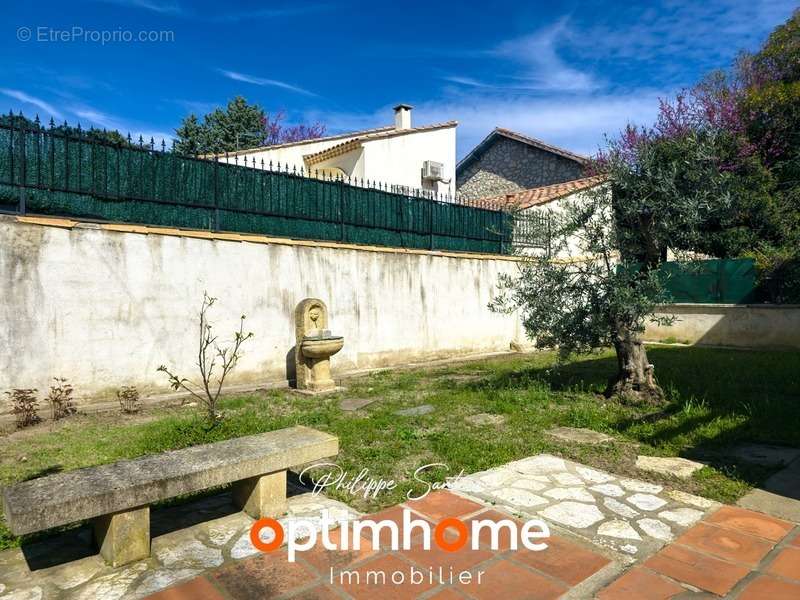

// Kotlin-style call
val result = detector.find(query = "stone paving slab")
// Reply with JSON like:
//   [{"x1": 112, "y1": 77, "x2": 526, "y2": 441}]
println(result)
[
  {"x1": 448, "y1": 454, "x2": 719, "y2": 562},
  {"x1": 0, "y1": 491, "x2": 360, "y2": 600},
  {"x1": 635, "y1": 456, "x2": 705, "y2": 479},
  {"x1": 546, "y1": 427, "x2": 614, "y2": 445},
  {"x1": 738, "y1": 457, "x2": 800, "y2": 522}
]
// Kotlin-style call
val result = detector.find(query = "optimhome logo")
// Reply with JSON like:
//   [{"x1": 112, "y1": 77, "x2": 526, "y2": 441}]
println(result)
[{"x1": 249, "y1": 508, "x2": 551, "y2": 562}]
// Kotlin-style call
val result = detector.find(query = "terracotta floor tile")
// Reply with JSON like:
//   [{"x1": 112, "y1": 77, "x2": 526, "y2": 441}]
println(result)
[
  {"x1": 704, "y1": 506, "x2": 794, "y2": 542},
  {"x1": 300, "y1": 527, "x2": 378, "y2": 574},
  {"x1": 515, "y1": 535, "x2": 611, "y2": 586},
  {"x1": 144, "y1": 577, "x2": 224, "y2": 600},
  {"x1": 644, "y1": 543, "x2": 750, "y2": 596},
  {"x1": 285, "y1": 584, "x2": 344, "y2": 599},
  {"x1": 428, "y1": 588, "x2": 469, "y2": 599},
  {"x1": 596, "y1": 567, "x2": 684, "y2": 600},
  {"x1": 399, "y1": 531, "x2": 494, "y2": 572},
  {"x1": 461, "y1": 510, "x2": 527, "y2": 551},
  {"x1": 675, "y1": 522, "x2": 773, "y2": 566},
  {"x1": 789, "y1": 532, "x2": 800, "y2": 548},
  {"x1": 404, "y1": 490, "x2": 485, "y2": 522},
  {"x1": 211, "y1": 549, "x2": 317, "y2": 599},
  {"x1": 358, "y1": 505, "x2": 436, "y2": 549},
  {"x1": 766, "y1": 546, "x2": 800, "y2": 582},
  {"x1": 334, "y1": 553, "x2": 437, "y2": 600},
  {"x1": 738, "y1": 575, "x2": 800, "y2": 600},
  {"x1": 458, "y1": 558, "x2": 566, "y2": 600}
]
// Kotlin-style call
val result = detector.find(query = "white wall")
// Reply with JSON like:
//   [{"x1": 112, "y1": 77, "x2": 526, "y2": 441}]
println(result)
[
  {"x1": 518, "y1": 186, "x2": 606, "y2": 259},
  {"x1": 361, "y1": 126, "x2": 457, "y2": 196},
  {"x1": 0, "y1": 217, "x2": 524, "y2": 407},
  {"x1": 216, "y1": 135, "x2": 359, "y2": 172},
  {"x1": 645, "y1": 303, "x2": 800, "y2": 349}
]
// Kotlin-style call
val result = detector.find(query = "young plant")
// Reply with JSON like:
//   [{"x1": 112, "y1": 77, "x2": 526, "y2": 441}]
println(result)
[
  {"x1": 117, "y1": 386, "x2": 141, "y2": 414},
  {"x1": 6, "y1": 388, "x2": 40, "y2": 429},
  {"x1": 158, "y1": 292, "x2": 254, "y2": 421},
  {"x1": 46, "y1": 377, "x2": 76, "y2": 421}
]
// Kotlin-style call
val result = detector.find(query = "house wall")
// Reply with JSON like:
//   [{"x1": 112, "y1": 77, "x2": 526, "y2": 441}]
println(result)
[
  {"x1": 0, "y1": 216, "x2": 524, "y2": 409},
  {"x1": 362, "y1": 126, "x2": 456, "y2": 196},
  {"x1": 644, "y1": 304, "x2": 800, "y2": 349},
  {"x1": 516, "y1": 186, "x2": 606, "y2": 259},
  {"x1": 217, "y1": 136, "x2": 352, "y2": 171},
  {"x1": 457, "y1": 137, "x2": 584, "y2": 200},
  {"x1": 216, "y1": 125, "x2": 457, "y2": 196}
]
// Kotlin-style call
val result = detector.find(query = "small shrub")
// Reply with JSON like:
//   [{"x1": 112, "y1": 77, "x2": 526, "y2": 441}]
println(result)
[
  {"x1": 47, "y1": 377, "x2": 77, "y2": 421},
  {"x1": 118, "y1": 386, "x2": 141, "y2": 414},
  {"x1": 158, "y1": 292, "x2": 254, "y2": 422},
  {"x1": 6, "y1": 388, "x2": 40, "y2": 429}
]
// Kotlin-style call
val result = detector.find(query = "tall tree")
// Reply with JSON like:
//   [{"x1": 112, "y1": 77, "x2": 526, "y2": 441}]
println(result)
[
  {"x1": 174, "y1": 96, "x2": 325, "y2": 155},
  {"x1": 492, "y1": 104, "x2": 746, "y2": 404}
]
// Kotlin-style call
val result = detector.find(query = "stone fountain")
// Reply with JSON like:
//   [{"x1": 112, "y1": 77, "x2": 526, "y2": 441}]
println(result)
[{"x1": 294, "y1": 298, "x2": 344, "y2": 394}]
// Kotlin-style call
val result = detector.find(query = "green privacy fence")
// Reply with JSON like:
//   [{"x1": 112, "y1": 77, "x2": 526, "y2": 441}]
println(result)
[
  {"x1": 660, "y1": 258, "x2": 757, "y2": 304},
  {"x1": 0, "y1": 117, "x2": 512, "y2": 254}
]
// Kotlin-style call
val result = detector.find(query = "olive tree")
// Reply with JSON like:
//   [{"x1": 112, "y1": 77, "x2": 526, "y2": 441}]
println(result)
[{"x1": 491, "y1": 127, "x2": 738, "y2": 405}]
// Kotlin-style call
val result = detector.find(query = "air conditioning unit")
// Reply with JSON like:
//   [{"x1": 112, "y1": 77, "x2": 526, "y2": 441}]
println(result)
[{"x1": 422, "y1": 160, "x2": 445, "y2": 181}]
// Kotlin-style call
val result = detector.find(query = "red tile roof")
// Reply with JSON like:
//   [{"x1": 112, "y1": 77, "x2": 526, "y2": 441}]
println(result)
[{"x1": 467, "y1": 176, "x2": 606, "y2": 210}]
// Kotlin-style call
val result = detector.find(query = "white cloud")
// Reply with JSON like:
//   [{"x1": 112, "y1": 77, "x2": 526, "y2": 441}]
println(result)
[
  {"x1": 0, "y1": 88, "x2": 64, "y2": 121},
  {"x1": 566, "y1": 0, "x2": 798, "y2": 75},
  {"x1": 97, "y1": 0, "x2": 182, "y2": 15},
  {"x1": 96, "y1": 0, "x2": 329, "y2": 21},
  {"x1": 219, "y1": 70, "x2": 318, "y2": 97},
  {"x1": 309, "y1": 90, "x2": 666, "y2": 159},
  {"x1": 489, "y1": 18, "x2": 601, "y2": 93}
]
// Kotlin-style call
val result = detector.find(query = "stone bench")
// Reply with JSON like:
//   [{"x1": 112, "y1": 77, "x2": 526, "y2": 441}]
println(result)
[{"x1": 2, "y1": 426, "x2": 337, "y2": 567}]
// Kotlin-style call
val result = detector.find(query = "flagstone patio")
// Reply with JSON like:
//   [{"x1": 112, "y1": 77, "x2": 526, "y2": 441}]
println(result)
[
  {"x1": 1, "y1": 455, "x2": 798, "y2": 599},
  {"x1": 447, "y1": 454, "x2": 718, "y2": 561}
]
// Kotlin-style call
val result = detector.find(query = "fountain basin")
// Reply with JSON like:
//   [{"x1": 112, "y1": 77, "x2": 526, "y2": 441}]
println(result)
[{"x1": 300, "y1": 335, "x2": 344, "y2": 359}]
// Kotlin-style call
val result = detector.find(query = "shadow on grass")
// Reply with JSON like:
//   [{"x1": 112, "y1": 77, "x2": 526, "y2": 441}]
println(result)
[
  {"x1": 472, "y1": 346, "x2": 800, "y2": 491},
  {"x1": 22, "y1": 465, "x2": 63, "y2": 481}
]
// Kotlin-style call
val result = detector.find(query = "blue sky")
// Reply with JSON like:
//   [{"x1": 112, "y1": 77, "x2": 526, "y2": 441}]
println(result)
[{"x1": 2, "y1": 0, "x2": 796, "y2": 158}]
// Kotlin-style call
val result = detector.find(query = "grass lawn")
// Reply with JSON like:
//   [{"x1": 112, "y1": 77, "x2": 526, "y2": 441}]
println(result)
[{"x1": 1, "y1": 345, "x2": 799, "y2": 550}]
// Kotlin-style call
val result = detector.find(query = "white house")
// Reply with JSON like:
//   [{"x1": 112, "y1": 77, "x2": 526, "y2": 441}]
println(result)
[
  {"x1": 470, "y1": 175, "x2": 607, "y2": 258},
  {"x1": 211, "y1": 105, "x2": 457, "y2": 197}
]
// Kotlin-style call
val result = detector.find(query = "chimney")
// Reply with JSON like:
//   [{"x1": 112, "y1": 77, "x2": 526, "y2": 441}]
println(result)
[{"x1": 394, "y1": 104, "x2": 413, "y2": 130}]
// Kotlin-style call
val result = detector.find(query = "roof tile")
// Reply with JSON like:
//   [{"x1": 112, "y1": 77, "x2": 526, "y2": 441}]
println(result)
[{"x1": 468, "y1": 176, "x2": 606, "y2": 210}]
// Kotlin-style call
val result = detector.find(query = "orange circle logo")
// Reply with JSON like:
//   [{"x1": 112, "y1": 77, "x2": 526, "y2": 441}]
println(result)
[
  {"x1": 250, "y1": 517, "x2": 284, "y2": 552},
  {"x1": 434, "y1": 517, "x2": 468, "y2": 552}
]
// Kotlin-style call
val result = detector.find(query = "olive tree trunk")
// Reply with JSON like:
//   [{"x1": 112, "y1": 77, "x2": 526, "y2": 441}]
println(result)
[{"x1": 606, "y1": 332, "x2": 666, "y2": 405}]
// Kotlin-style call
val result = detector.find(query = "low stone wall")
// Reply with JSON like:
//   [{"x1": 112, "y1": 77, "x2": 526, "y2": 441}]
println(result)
[
  {"x1": 0, "y1": 216, "x2": 526, "y2": 409},
  {"x1": 644, "y1": 303, "x2": 800, "y2": 349}
]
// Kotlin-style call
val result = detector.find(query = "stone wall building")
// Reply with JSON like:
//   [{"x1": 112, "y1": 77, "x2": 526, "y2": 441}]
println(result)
[{"x1": 456, "y1": 128, "x2": 588, "y2": 201}]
